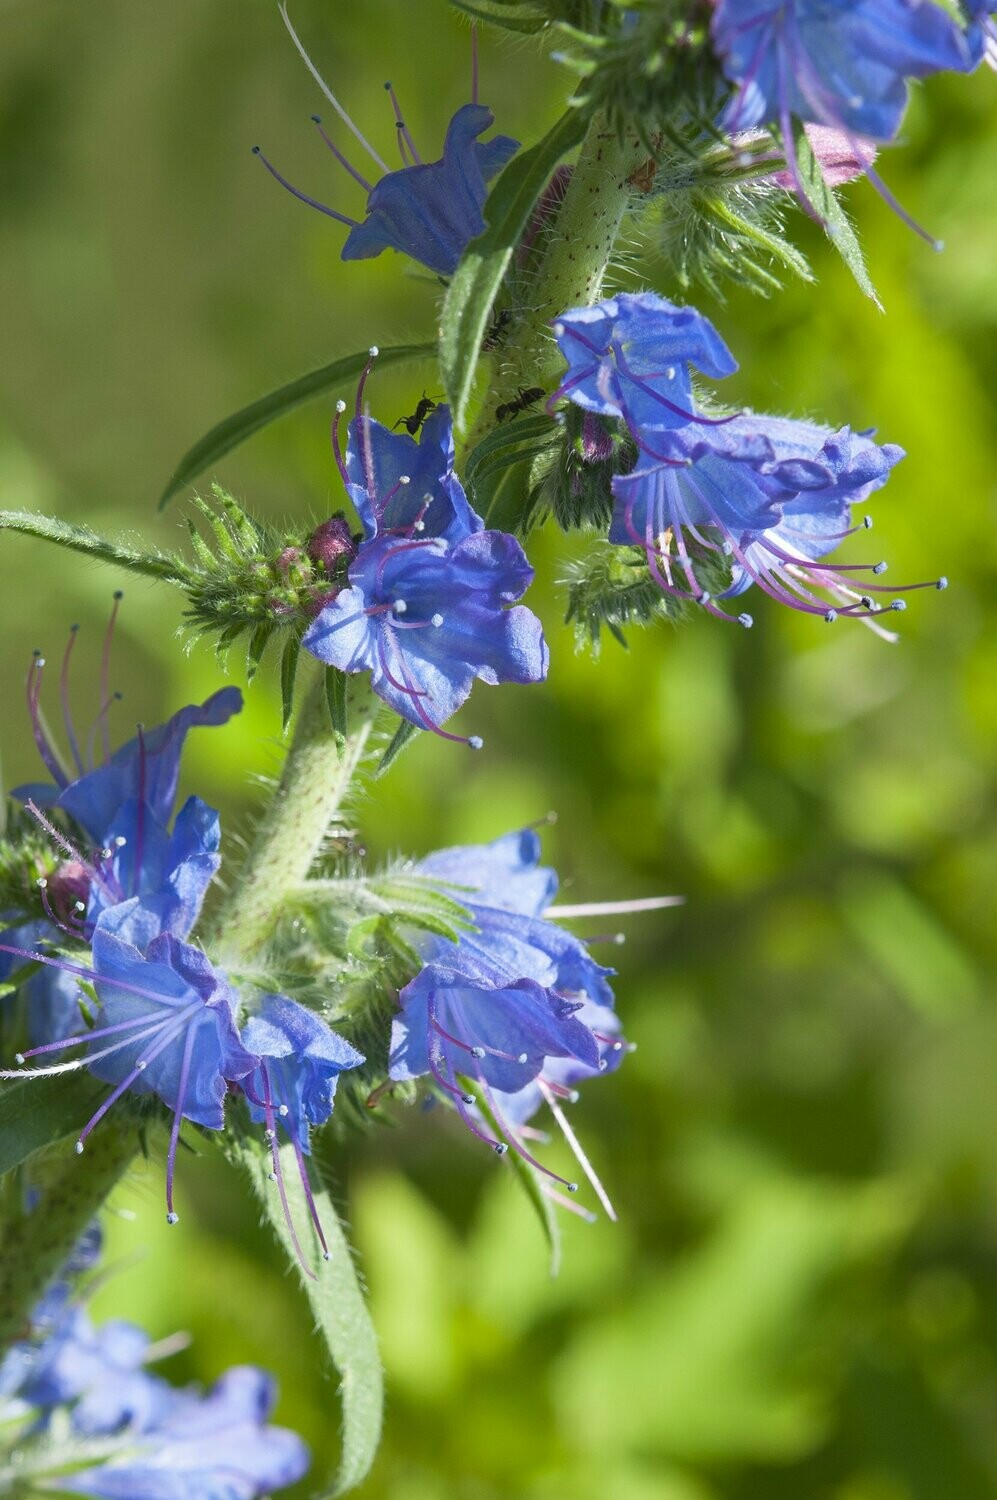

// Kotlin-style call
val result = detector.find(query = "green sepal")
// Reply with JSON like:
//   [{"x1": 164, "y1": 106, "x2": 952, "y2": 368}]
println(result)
[
  {"x1": 376, "y1": 719, "x2": 422, "y2": 777},
  {"x1": 457, "y1": 1074, "x2": 561, "y2": 1277},
  {"x1": 325, "y1": 667, "x2": 349, "y2": 750},
  {"x1": 159, "y1": 343, "x2": 435, "y2": 508},
  {"x1": 791, "y1": 121, "x2": 881, "y2": 309},
  {"x1": 245, "y1": 620, "x2": 272, "y2": 682},
  {"x1": 280, "y1": 632, "x2": 302, "y2": 734},
  {"x1": 439, "y1": 108, "x2": 587, "y2": 430},
  {"x1": 225, "y1": 1130, "x2": 384, "y2": 1497}
]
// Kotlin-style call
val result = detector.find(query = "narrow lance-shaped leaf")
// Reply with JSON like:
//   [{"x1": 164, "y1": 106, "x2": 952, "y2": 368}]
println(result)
[
  {"x1": 228, "y1": 1133, "x2": 383, "y2": 1498},
  {"x1": 0, "y1": 1074, "x2": 108, "y2": 1178},
  {"x1": 376, "y1": 719, "x2": 422, "y2": 777},
  {"x1": 448, "y1": 0, "x2": 549, "y2": 32},
  {"x1": 440, "y1": 108, "x2": 588, "y2": 430},
  {"x1": 0, "y1": 512, "x2": 190, "y2": 585},
  {"x1": 791, "y1": 122, "x2": 881, "y2": 310},
  {"x1": 159, "y1": 342, "x2": 436, "y2": 509},
  {"x1": 280, "y1": 632, "x2": 302, "y2": 735}
]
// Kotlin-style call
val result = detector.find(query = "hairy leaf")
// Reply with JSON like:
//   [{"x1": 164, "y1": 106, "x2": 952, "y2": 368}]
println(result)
[
  {"x1": 159, "y1": 343, "x2": 436, "y2": 508},
  {"x1": 376, "y1": 719, "x2": 422, "y2": 777},
  {"x1": 228, "y1": 1133, "x2": 383, "y2": 1497},
  {"x1": 0, "y1": 1073, "x2": 107, "y2": 1177},
  {"x1": 792, "y1": 122, "x2": 881, "y2": 309},
  {"x1": 0, "y1": 512, "x2": 189, "y2": 584},
  {"x1": 440, "y1": 109, "x2": 587, "y2": 430},
  {"x1": 449, "y1": 0, "x2": 549, "y2": 31}
]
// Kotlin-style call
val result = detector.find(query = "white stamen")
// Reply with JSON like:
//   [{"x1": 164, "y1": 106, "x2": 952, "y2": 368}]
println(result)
[
  {"x1": 278, "y1": 4, "x2": 390, "y2": 173},
  {"x1": 393, "y1": 599, "x2": 408, "y2": 614},
  {"x1": 545, "y1": 895, "x2": 684, "y2": 919},
  {"x1": 431, "y1": 612, "x2": 443, "y2": 628},
  {"x1": 335, "y1": 399, "x2": 347, "y2": 413}
]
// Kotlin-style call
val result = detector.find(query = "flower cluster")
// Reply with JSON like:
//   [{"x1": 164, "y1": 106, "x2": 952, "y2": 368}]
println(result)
[
  {"x1": 1, "y1": 617, "x2": 363, "y2": 1259},
  {"x1": 0, "y1": 1223, "x2": 309, "y2": 1499},
  {"x1": 300, "y1": 352, "x2": 548, "y2": 746},
  {"x1": 711, "y1": 0, "x2": 984, "y2": 236},
  {"x1": 387, "y1": 828, "x2": 674, "y2": 1219},
  {"x1": 550, "y1": 291, "x2": 945, "y2": 631}
]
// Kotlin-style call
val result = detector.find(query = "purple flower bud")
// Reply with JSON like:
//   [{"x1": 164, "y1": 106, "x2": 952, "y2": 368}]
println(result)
[{"x1": 306, "y1": 515, "x2": 355, "y2": 572}]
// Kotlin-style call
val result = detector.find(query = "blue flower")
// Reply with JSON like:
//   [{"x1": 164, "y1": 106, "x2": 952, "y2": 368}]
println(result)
[
  {"x1": 302, "y1": 367, "x2": 549, "y2": 745},
  {"x1": 712, "y1": 0, "x2": 983, "y2": 142},
  {"x1": 302, "y1": 528, "x2": 547, "y2": 743},
  {"x1": 550, "y1": 292, "x2": 738, "y2": 438},
  {"x1": 387, "y1": 830, "x2": 629, "y2": 1211},
  {"x1": 342, "y1": 400, "x2": 482, "y2": 544},
  {"x1": 254, "y1": 9, "x2": 518, "y2": 277},
  {"x1": 56, "y1": 1367, "x2": 310, "y2": 1500},
  {"x1": 0, "y1": 918, "x2": 89, "y2": 1045},
  {"x1": 410, "y1": 829, "x2": 615, "y2": 1005},
  {"x1": 241, "y1": 995, "x2": 364, "y2": 1155},
  {"x1": 1, "y1": 928, "x2": 256, "y2": 1223},
  {"x1": 609, "y1": 413, "x2": 938, "y2": 626}
]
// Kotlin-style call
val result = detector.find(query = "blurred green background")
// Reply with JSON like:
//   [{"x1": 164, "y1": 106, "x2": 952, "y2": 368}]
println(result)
[{"x1": 2, "y1": 3, "x2": 996, "y2": 1497}]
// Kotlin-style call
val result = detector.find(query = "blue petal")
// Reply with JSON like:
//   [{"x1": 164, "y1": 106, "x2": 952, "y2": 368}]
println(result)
[
  {"x1": 346, "y1": 404, "x2": 482, "y2": 543},
  {"x1": 56, "y1": 688, "x2": 242, "y2": 845},
  {"x1": 713, "y1": 0, "x2": 982, "y2": 141},
  {"x1": 342, "y1": 103, "x2": 519, "y2": 276},
  {"x1": 241, "y1": 995, "x2": 364, "y2": 1152},
  {"x1": 415, "y1": 829, "x2": 558, "y2": 916}
]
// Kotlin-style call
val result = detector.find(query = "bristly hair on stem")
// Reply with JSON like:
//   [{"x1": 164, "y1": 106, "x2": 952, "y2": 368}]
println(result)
[{"x1": 563, "y1": 537, "x2": 733, "y2": 654}]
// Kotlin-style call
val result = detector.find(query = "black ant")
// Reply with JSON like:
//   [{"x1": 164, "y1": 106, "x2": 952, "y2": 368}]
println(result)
[
  {"x1": 483, "y1": 308, "x2": 512, "y2": 351},
  {"x1": 393, "y1": 394, "x2": 438, "y2": 436},
  {"x1": 495, "y1": 386, "x2": 545, "y2": 423}
]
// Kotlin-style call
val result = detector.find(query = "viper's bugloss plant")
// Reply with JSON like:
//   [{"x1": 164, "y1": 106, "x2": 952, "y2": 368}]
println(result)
[{"x1": 0, "y1": 0, "x2": 986, "y2": 1492}]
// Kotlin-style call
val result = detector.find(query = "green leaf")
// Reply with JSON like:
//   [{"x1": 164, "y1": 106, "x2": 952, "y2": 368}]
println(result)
[
  {"x1": 159, "y1": 343, "x2": 436, "y2": 509},
  {"x1": 325, "y1": 666, "x2": 349, "y2": 749},
  {"x1": 459, "y1": 1075, "x2": 561, "y2": 1276},
  {"x1": 0, "y1": 511, "x2": 189, "y2": 584},
  {"x1": 449, "y1": 0, "x2": 549, "y2": 31},
  {"x1": 791, "y1": 123, "x2": 881, "y2": 309},
  {"x1": 377, "y1": 719, "x2": 422, "y2": 777},
  {"x1": 0, "y1": 1073, "x2": 107, "y2": 1176},
  {"x1": 229, "y1": 1134, "x2": 383, "y2": 1496},
  {"x1": 440, "y1": 109, "x2": 588, "y2": 430},
  {"x1": 280, "y1": 632, "x2": 302, "y2": 735}
]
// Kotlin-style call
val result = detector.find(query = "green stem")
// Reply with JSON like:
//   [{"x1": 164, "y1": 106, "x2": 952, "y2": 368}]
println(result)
[
  {"x1": 0, "y1": 1121, "x2": 136, "y2": 1345},
  {"x1": 208, "y1": 669, "x2": 375, "y2": 964},
  {"x1": 483, "y1": 115, "x2": 645, "y2": 429}
]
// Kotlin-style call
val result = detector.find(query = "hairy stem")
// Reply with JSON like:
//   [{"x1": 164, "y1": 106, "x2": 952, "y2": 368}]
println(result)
[
  {"x1": 0, "y1": 1121, "x2": 136, "y2": 1345},
  {"x1": 486, "y1": 116, "x2": 645, "y2": 424},
  {"x1": 209, "y1": 668, "x2": 375, "y2": 964}
]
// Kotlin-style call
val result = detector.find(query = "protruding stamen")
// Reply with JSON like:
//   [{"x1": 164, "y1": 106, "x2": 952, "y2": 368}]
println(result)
[
  {"x1": 279, "y1": 2, "x2": 389, "y2": 173},
  {"x1": 99, "y1": 593, "x2": 123, "y2": 765},
  {"x1": 470, "y1": 22, "x2": 479, "y2": 106},
  {"x1": 310, "y1": 114, "x2": 373, "y2": 192},
  {"x1": 165, "y1": 1025, "x2": 197, "y2": 1226},
  {"x1": 384, "y1": 82, "x2": 421, "y2": 165},
  {"x1": 26, "y1": 656, "x2": 68, "y2": 789},
  {"x1": 547, "y1": 895, "x2": 684, "y2": 919},
  {"x1": 252, "y1": 146, "x2": 359, "y2": 227},
  {"x1": 539, "y1": 1078, "x2": 617, "y2": 1220}
]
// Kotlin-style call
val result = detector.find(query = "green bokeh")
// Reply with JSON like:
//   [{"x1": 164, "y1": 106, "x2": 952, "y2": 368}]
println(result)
[{"x1": 1, "y1": 4, "x2": 996, "y2": 1497}]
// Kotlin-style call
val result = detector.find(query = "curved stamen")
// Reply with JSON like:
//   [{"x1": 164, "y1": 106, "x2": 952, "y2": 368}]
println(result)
[
  {"x1": 24, "y1": 803, "x2": 120, "y2": 904},
  {"x1": 252, "y1": 146, "x2": 359, "y2": 227},
  {"x1": 539, "y1": 1078, "x2": 617, "y2": 1221},
  {"x1": 26, "y1": 657, "x2": 68, "y2": 788},
  {"x1": 85, "y1": 692, "x2": 123, "y2": 779},
  {"x1": 384, "y1": 82, "x2": 421, "y2": 165},
  {"x1": 470, "y1": 23, "x2": 479, "y2": 106},
  {"x1": 99, "y1": 593, "x2": 123, "y2": 766},
  {"x1": 60, "y1": 625, "x2": 85, "y2": 776},
  {"x1": 310, "y1": 114, "x2": 372, "y2": 192},
  {"x1": 77, "y1": 1007, "x2": 199, "y2": 1149},
  {"x1": 279, "y1": 2, "x2": 389, "y2": 173},
  {"x1": 165, "y1": 1024, "x2": 197, "y2": 1223},
  {"x1": 331, "y1": 399, "x2": 350, "y2": 487},
  {"x1": 478, "y1": 1073, "x2": 579, "y2": 1193},
  {"x1": 259, "y1": 1062, "x2": 317, "y2": 1279}
]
